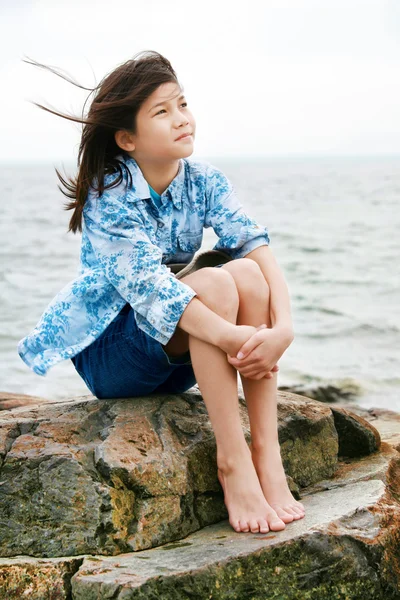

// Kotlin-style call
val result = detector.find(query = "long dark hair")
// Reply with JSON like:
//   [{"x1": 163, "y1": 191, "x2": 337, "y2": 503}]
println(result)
[{"x1": 23, "y1": 51, "x2": 180, "y2": 234}]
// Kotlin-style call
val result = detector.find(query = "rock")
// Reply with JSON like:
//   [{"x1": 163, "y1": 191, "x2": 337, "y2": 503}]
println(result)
[
  {"x1": 0, "y1": 391, "x2": 398, "y2": 598},
  {"x1": 0, "y1": 556, "x2": 83, "y2": 600},
  {"x1": 296, "y1": 434, "x2": 398, "y2": 496},
  {"x1": 330, "y1": 406, "x2": 381, "y2": 457},
  {"x1": 72, "y1": 454, "x2": 400, "y2": 598},
  {"x1": 0, "y1": 391, "x2": 341, "y2": 558},
  {"x1": 279, "y1": 380, "x2": 362, "y2": 403},
  {"x1": 0, "y1": 392, "x2": 49, "y2": 411},
  {"x1": 331, "y1": 403, "x2": 400, "y2": 452},
  {"x1": 2, "y1": 451, "x2": 399, "y2": 598},
  {"x1": 274, "y1": 391, "x2": 340, "y2": 487}
]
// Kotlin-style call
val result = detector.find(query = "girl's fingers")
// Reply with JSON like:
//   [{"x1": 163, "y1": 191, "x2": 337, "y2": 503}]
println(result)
[
  {"x1": 240, "y1": 369, "x2": 276, "y2": 380},
  {"x1": 238, "y1": 367, "x2": 258, "y2": 376},
  {"x1": 239, "y1": 370, "x2": 258, "y2": 378},
  {"x1": 238, "y1": 365, "x2": 277, "y2": 376},
  {"x1": 241, "y1": 370, "x2": 272, "y2": 379}
]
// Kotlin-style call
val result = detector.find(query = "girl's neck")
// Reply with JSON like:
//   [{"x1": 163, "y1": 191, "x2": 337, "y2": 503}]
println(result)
[{"x1": 129, "y1": 155, "x2": 181, "y2": 196}]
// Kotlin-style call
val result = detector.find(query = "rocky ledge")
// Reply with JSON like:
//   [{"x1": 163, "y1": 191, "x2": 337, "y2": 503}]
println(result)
[{"x1": 0, "y1": 387, "x2": 399, "y2": 599}]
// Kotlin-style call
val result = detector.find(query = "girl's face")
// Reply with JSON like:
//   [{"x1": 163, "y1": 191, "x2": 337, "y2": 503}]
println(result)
[{"x1": 128, "y1": 81, "x2": 196, "y2": 163}]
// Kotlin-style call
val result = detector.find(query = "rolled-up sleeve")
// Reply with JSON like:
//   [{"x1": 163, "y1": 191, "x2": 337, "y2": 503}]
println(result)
[
  {"x1": 84, "y1": 188, "x2": 197, "y2": 345},
  {"x1": 204, "y1": 164, "x2": 270, "y2": 259}
]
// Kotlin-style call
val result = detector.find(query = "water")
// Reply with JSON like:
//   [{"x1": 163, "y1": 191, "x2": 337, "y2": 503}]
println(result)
[{"x1": 1, "y1": 156, "x2": 399, "y2": 410}]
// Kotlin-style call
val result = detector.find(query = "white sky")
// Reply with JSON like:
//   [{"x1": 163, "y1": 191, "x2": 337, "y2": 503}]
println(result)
[{"x1": 1, "y1": 0, "x2": 400, "y2": 161}]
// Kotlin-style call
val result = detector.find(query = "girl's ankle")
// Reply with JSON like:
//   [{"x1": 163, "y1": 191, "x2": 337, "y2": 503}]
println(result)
[
  {"x1": 217, "y1": 445, "x2": 252, "y2": 473},
  {"x1": 250, "y1": 437, "x2": 281, "y2": 455}
]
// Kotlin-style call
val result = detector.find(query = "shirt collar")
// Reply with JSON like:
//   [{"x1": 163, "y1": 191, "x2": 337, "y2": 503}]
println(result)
[{"x1": 122, "y1": 153, "x2": 184, "y2": 210}]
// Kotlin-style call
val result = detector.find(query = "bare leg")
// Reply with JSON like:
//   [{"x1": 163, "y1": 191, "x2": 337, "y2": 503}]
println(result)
[
  {"x1": 220, "y1": 260, "x2": 305, "y2": 521},
  {"x1": 182, "y1": 268, "x2": 286, "y2": 533}
]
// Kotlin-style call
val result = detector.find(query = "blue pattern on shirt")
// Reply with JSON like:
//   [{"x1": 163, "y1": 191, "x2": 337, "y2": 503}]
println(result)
[{"x1": 17, "y1": 154, "x2": 270, "y2": 376}]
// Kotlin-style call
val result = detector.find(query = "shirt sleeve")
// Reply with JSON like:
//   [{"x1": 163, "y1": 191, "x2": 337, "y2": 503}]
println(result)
[
  {"x1": 83, "y1": 184, "x2": 197, "y2": 346},
  {"x1": 204, "y1": 163, "x2": 270, "y2": 259}
]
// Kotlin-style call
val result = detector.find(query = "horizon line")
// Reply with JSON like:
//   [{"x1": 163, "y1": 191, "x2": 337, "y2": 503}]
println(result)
[{"x1": 1, "y1": 152, "x2": 400, "y2": 165}]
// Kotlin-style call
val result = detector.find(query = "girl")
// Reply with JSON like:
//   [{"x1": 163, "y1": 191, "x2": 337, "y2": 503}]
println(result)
[{"x1": 18, "y1": 50, "x2": 305, "y2": 535}]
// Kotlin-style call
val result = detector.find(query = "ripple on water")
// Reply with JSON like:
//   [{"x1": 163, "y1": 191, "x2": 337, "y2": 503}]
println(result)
[
  {"x1": 302, "y1": 321, "x2": 399, "y2": 339},
  {"x1": 300, "y1": 305, "x2": 344, "y2": 317}
]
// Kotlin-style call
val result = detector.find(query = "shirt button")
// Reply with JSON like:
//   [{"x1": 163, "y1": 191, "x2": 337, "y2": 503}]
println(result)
[
  {"x1": 112, "y1": 305, "x2": 118, "y2": 310},
  {"x1": 91, "y1": 330, "x2": 97, "y2": 335},
  {"x1": 158, "y1": 222, "x2": 164, "y2": 228},
  {"x1": 67, "y1": 349, "x2": 74, "y2": 355}
]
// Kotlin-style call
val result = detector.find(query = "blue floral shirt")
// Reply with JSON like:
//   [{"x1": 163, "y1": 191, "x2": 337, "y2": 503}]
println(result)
[{"x1": 17, "y1": 154, "x2": 270, "y2": 376}]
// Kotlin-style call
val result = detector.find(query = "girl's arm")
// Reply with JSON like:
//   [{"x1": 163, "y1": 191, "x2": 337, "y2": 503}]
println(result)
[
  {"x1": 83, "y1": 182, "x2": 246, "y2": 353},
  {"x1": 203, "y1": 163, "x2": 293, "y2": 363},
  {"x1": 244, "y1": 244, "x2": 294, "y2": 337},
  {"x1": 83, "y1": 183, "x2": 197, "y2": 346},
  {"x1": 177, "y1": 296, "x2": 260, "y2": 356},
  {"x1": 204, "y1": 163, "x2": 271, "y2": 261}
]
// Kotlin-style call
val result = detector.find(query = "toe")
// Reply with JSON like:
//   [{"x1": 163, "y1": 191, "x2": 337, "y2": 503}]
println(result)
[
  {"x1": 284, "y1": 506, "x2": 300, "y2": 518},
  {"x1": 268, "y1": 514, "x2": 286, "y2": 531},
  {"x1": 291, "y1": 505, "x2": 304, "y2": 516},
  {"x1": 239, "y1": 519, "x2": 250, "y2": 532},
  {"x1": 273, "y1": 507, "x2": 294, "y2": 523},
  {"x1": 269, "y1": 504, "x2": 294, "y2": 523},
  {"x1": 249, "y1": 518, "x2": 260, "y2": 533},
  {"x1": 232, "y1": 520, "x2": 241, "y2": 533},
  {"x1": 258, "y1": 518, "x2": 269, "y2": 533}
]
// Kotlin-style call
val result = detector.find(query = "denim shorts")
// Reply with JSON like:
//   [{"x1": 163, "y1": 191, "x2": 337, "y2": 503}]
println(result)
[{"x1": 71, "y1": 264, "x2": 225, "y2": 399}]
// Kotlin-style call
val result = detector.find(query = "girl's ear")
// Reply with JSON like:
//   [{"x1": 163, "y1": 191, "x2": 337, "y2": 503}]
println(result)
[{"x1": 115, "y1": 130, "x2": 135, "y2": 152}]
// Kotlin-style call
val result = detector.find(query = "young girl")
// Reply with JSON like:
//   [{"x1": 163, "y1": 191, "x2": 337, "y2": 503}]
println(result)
[{"x1": 18, "y1": 50, "x2": 305, "y2": 535}]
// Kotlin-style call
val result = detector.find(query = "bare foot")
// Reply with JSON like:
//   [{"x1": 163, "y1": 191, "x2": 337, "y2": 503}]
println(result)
[
  {"x1": 250, "y1": 442, "x2": 306, "y2": 523},
  {"x1": 217, "y1": 453, "x2": 287, "y2": 534}
]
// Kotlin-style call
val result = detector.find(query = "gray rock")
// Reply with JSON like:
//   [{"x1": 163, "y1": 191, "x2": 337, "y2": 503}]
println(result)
[
  {"x1": 0, "y1": 392, "x2": 398, "y2": 598},
  {"x1": 70, "y1": 474, "x2": 400, "y2": 599},
  {"x1": 0, "y1": 391, "x2": 340, "y2": 557},
  {"x1": 330, "y1": 405, "x2": 381, "y2": 457}
]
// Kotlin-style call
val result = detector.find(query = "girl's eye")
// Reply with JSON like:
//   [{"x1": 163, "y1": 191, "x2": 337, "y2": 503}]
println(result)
[{"x1": 156, "y1": 102, "x2": 187, "y2": 116}]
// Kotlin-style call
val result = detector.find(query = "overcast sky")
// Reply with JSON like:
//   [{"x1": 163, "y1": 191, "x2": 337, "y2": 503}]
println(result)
[{"x1": 1, "y1": 0, "x2": 400, "y2": 161}]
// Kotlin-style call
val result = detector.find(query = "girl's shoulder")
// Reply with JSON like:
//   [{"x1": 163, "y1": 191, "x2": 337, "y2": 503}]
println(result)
[
  {"x1": 183, "y1": 157, "x2": 226, "y2": 181},
  {"x1": 87, "y1": 155, "x2": 144, "y2": 205},
  {"x1": 184, "y1": 158, "x2": 231, "y2": 191},
  {"x1": 184, "y1": 157, "x2": 208, "y2": 169}
]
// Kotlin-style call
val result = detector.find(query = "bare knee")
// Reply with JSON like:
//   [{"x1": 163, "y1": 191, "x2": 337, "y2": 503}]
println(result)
[
  {"x1": 222, "y1": 258, "x2": 270, "y2": 301},
  {"x1": 180, "y1": 267, "x2": 239, "y2": 316}
]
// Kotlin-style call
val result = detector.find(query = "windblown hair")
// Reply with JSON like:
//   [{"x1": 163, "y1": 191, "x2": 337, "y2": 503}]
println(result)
[{"x1": 23, "y1": 51, "x2": 180, "y2": 234}]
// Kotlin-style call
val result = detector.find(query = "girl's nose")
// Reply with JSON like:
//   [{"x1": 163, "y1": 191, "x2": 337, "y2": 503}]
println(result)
[{"x1": 176, "y1": 118, "x2": 189, "y2": 128}]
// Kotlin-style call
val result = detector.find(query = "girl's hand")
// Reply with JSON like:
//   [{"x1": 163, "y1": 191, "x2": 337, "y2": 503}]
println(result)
[
  {"x1": 221, "y1": 324, "x2": 265, "y2": 357},
  {"x1": 227, "y1": 326, "x2": 290, "y2": 381},
  {"x1": 222, "y1": 324, "x2": 279, "y2": 380}
]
